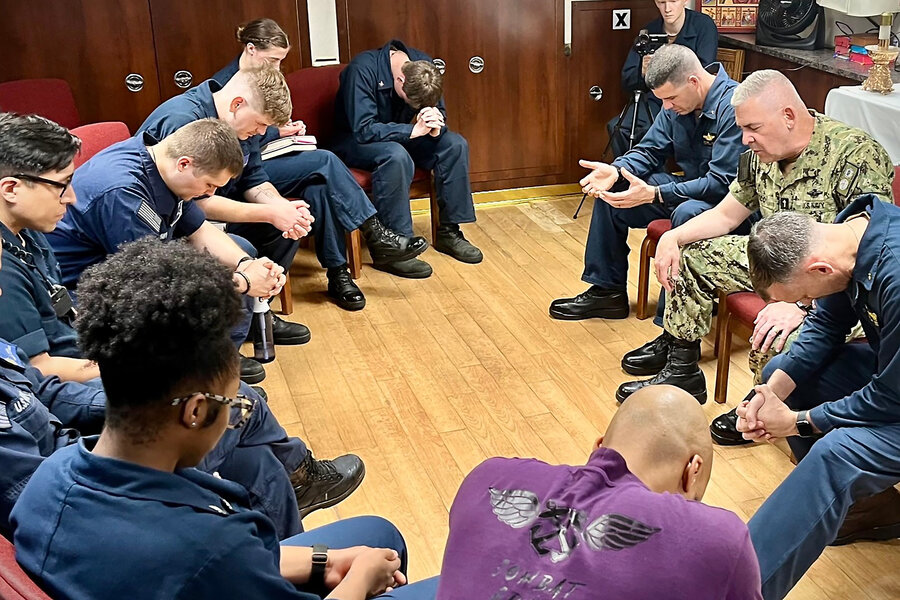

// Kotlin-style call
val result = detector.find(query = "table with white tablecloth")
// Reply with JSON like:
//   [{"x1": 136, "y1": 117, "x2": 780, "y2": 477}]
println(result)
[{"x1": 825, "y1": 86, "x2": 900, "y2": 165}]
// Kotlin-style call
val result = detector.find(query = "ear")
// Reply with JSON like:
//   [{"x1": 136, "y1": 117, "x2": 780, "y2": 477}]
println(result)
[
  {"x1": 594, "y1": 435, "x2": 604, "y2": 450},
  {"x1": 783, "y1": 106, "x2": 796, "y2": 128},
  {"x1": 681, "y1": 454, "x2": 703, "y2": 498},
  {"x1": 179, "y1": 393, "x2": 208, "y2": 430},
  {"x1": 229, "y1": 97, "x2": 245, "y2": 114},
  {"x1": 0, "y1": 177, "x2": 20, "y2": 203},
  {"x1": 246, "y1": 43, "x2": 256, "y2": 55},
  {"x1": 175, "y1": 156, "x2": 193, "y2": 173},
  {"x1": 807, "y1": 260, "x2": 835, "y2": 276}
]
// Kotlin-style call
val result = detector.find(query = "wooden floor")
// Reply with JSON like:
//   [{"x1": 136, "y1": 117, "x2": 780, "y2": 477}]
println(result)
[{"x1": 254, "y1": 193, "x2": 900, "y2": 599}]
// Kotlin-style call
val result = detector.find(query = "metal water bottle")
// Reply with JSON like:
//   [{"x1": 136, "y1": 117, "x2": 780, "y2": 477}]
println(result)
[{"x1": 251, "y1": 297, "x2": 276, "y2": 363}]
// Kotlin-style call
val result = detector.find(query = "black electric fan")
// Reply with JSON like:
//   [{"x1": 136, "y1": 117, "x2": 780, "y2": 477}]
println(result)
[{"x1": 756, "y1": 0, "x2": 826, "y2": 50}]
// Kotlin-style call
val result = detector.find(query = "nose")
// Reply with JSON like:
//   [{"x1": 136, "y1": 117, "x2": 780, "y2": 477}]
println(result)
[
  {"x1": 62, "y1": 186, "x2": 77, "y2": 205},
  {"x1": 662, "y1": 99, "x2": 674, "y2": 111},
  {"x1": 742, "y1": 131, "x2": 754, "y2": 146}
]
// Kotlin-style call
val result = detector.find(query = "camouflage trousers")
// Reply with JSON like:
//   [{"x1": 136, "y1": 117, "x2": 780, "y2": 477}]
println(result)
[{"x1": 662, "y1": 235, "x2": 800, "y2": 383}]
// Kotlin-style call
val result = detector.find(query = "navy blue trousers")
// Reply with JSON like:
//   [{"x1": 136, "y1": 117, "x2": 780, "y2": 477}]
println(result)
[
  {"x1": 226, "y1": 233, "x2": 256, "y2": 347},
  {"x1": 283, "y1": 516, "x2": 439, "y2": 599},
  {"x1": 200, "y1": 382, "x2": 309, "y2": 540},
  {"x1": 749, "y1": 345, "x2": 900, "y2": 600},
  {"x1": 332, "y1": 131, "x2": 476, "y2": 237},
  {"x1": 229, "y1": 150, "x2": 376, "y2": 271}
]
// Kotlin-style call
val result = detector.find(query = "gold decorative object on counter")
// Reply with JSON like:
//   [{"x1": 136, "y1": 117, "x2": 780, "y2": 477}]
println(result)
[{"x1": 863, "y1": 13, "x2": 897, "y2": 95}]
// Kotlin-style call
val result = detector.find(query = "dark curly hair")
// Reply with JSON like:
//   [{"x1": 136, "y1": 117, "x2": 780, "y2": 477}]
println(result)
[
  {"x1": 0, "y1": 112, "x2": 81, "y2": 178},
  {"x1": 75, "y1": 238, "x2": 242, "y2": 439}
]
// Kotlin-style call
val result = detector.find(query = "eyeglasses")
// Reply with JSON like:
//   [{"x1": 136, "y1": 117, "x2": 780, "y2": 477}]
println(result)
[
  {"x1": 13, "y1": 173, "x2": 70, "y2": 199},
  {"x1": 170, "y1": 392, "x2": 255, "y2": 429}
]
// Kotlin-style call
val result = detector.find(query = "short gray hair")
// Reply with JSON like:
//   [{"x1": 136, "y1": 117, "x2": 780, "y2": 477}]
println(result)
[
  {"x1": 747, "y1": 212, "x2": 816, "y2": 299},
  {"x1": 645, "y1": 44, "x2": 702, "y2": 89},
  {"x1": 731, "y1": 69, "x2": 790, "y2": 107}
]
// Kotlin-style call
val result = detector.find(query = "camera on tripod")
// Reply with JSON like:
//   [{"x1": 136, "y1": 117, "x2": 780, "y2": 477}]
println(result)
[{"x1": 634, "y1": 29, "x2": 667, "y2": 57}]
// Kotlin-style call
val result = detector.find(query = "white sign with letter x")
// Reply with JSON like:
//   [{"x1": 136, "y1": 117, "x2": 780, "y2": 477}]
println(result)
[{"x1": 612, "y1": 9, "x2": 631, "y2": 30}]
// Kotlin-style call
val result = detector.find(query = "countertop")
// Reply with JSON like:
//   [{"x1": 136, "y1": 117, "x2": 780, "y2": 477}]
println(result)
[{"x1": 721, "y1": 33, "x2": 900, "y2": 85}]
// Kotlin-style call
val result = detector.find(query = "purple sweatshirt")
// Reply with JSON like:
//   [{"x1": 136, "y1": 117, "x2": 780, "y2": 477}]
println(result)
[{"x1": 436, "y1": 448, "x2": 762, "y2": 600}]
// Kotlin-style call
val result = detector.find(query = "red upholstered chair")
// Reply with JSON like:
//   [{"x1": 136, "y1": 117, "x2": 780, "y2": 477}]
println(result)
[
  {"x1": 285, "y1": 65, "x2": 439, "y2": 279},
  {"x1": 713, "y1": 290, "x2": 767, "y2": 404},
  {"x1": 70, "y1": 122, "x2": 131, "y2": 168},
  {"x1": 893, "y1": 165, "x2": 900, "y2": 206},
  {"x1": 636, "y1": 219, "x2": 672, "y2": 319},
  {"x1": 0, "y1": 79, "x2": 80, "y2": 130},
  {"x1": 0, "y1": 535, "x2": 52, "y2": 600}
]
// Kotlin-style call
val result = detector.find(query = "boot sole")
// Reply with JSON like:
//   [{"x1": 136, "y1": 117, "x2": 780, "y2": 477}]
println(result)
[
  {"x1": 371, "y1": 241, "x2": 429, "y2": 266},
  {"x1": 710, "y1": 428, "x2": 754, "y2": 446},
  {"x1": 434, "y1": 245, "x2": 484, "y2": 264},
  {"x1": 831, "y1": 522, "x2": 900, "y2": 546},
  {"x1": 617, "y1": 386, "x2": 707, "y2": 405},
  {"x1": 298, "y1": 463, "x2": 367, "y2": 520},
  {"x1": 240, "y1": 370, "x2": 266, "y2": 385},
  {"x1": 372, "y1": 263, "x2": 433, "y2": 279},
  {"x1": 274, "y1": 331, "x2": 312, "y2": 345},
  {"x1": 549, "y1": 306, "x2": 630, "y2": 321}
]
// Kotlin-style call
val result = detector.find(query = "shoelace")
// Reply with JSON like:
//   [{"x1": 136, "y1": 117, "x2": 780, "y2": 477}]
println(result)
[{"x1": 310, "y1": 459, "x2": 342, "y2": 482}]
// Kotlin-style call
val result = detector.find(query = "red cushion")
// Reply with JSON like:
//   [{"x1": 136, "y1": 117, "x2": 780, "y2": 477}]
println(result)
[
  {"x1": 647, "y1": 219, "x2": 673, "y2": 240},
  {"x1": 350, "y1": 167, "x2": 431, "y2": 192},
  {"x1": 70, "y1": 122, "x2": 131, "y2": 168},
  {"x1": 892, "y1": 165, "x2": 899, "y2": 207},
  {"x1": 0, "y1": 79, "x2": 80, "y2": 129},
  {"x1": 285, "y1": 65, "x2": 346, "y2": 146},
  {"x1": 0, "y1": 536, "x2": 51, "y2": 599},
  {"x1": 726, "y1": 292, "x2": 767, "y2": 325}
]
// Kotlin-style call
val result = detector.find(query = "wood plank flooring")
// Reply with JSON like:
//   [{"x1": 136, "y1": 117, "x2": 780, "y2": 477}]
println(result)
[{"x1": 255, "y1": 193, "x2": 900, "y2": 599}]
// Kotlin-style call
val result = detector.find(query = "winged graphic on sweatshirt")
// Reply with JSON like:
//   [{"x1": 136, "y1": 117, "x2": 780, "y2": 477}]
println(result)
[{"x1": 489, "y1": 487, "x2": 661, "y2": 563}]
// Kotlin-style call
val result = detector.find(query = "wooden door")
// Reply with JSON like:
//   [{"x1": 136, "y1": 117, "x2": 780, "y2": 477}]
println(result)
[
  {"x1": 565, "y1": 0, "x2": 662, "y2": 182},
  {"x1": 149, "y1": 0, "x2": 303, "y2": 101},
  {"x1": 341, "y1": 0, "x2": 567, "y2": 189},
  {"x1": 0, "y1": 0, "x2": 161, "y2": 132}
]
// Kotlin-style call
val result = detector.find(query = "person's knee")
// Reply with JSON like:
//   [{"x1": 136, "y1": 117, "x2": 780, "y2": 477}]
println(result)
[
  {"x1": 379, "y1": 143, "x2": 415, "y2": 177},
  {"x1": 439, "y1": 131, "x2": 468, "y2": 156},
  {"x1": 345, "y1": 515, "x2": 406, "y2": 553},
  {"x1": 670, "y1": 201, "x2": 711, "y2": 228},
  {"x1": 228, "y1": 234, "x2": 258, "y2": 258}
]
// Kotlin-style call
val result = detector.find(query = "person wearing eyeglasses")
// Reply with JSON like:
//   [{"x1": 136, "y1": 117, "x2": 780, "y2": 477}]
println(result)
[
  {"x1": 10, "y1": 238, "x2": 438, "y2": 600},
  {"x1": 0, "y1": 113, "x2": 363, "y2": 541},
  {"x1": 0, "y1": 113, "x2": 98, "y2": 386}
]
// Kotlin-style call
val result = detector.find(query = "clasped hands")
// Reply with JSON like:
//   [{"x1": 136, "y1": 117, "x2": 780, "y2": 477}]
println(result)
[
  {"x1": 411, "y1": 107, "x2": 444, "y2": 138},
  {"x1": 278, "y1": 120, "x2": 307, "y2": 137},
  {"x1": 579, "y1": 159, "x2": 656, "y2": 209},
  {"x1": 735, "y1": 384, "x2": 801, "y2": 442},
  {"x1": 237, "y1": 257, "x2": 286, "y2": 298},
  {"x1": 270, "y1": 199, "x2": 315, "y2": 240}
]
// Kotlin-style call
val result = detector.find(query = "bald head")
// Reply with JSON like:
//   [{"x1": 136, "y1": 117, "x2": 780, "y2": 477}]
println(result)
[{"x1": 602, "y1": 385, "x2": 713, "y2": 500}]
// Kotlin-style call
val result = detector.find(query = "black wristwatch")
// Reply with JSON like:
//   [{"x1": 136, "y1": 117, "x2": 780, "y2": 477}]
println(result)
[
  {"x1": 310, "y1": 544, "x2": 328, "y2": 586},
  {"x1": 796, "y1": 411, "x2": 816, "y2": 438}
]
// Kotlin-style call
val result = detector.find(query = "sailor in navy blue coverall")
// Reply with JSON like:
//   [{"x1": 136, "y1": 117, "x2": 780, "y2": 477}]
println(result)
[
  {"x1": 333, "y1": 40, "x2": 481, "y2": 278},
  {"x1": 736, "y1": 197, "x2": 900, "y2": 599},
  {"x1": 0, "y1": 337, "x2": 306, "y2": 539},
  {"x1": 607, "y1": 6, "x2": 718, "y2": 158},
  {"x1": 551, "y1": 53, "x2": 748, "y2": 323}
]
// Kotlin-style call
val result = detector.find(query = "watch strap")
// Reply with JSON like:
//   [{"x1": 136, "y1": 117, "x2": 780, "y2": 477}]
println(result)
[
  {"x1": 310, "y1": 543, "x2": 328, "y2": 586},
  {"x1": 796, "y1": 411, "x2": 815, "y2": 438}
]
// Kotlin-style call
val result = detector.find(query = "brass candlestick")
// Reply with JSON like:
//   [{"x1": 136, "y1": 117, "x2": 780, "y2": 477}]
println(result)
[{"x1": 863, "y1": 45, "x2": 898, "y2": 95}]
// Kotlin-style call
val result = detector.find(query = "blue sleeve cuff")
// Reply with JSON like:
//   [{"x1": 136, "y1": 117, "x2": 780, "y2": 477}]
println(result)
[
  {"x1": 13, "y1": 329, "x2": 50, "y2": 360},
  {"x1": 658, "y1": 182, "x2": 677, "y2": 208},
  {"x1": 808, "y1": 405, "x2": 835, "y2": 433}
]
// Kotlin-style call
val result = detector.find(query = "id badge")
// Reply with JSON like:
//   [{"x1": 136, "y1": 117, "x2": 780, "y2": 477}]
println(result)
[{"x1": 50, "y1": 285, "x2": 76, "y2": 319}]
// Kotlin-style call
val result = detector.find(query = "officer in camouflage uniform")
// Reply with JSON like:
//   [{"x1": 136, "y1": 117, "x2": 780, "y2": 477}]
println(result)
[{"x1": 614, "y1": 70, "x2": 894, "y2": 443}]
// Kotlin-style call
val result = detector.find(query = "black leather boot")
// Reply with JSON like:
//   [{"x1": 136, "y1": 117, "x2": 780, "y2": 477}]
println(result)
[
  {"x1": 710, "y1": 403, "x2": 754, "y2": 446},
  {"x1": 327, "y1": 265, "x2": 366, "y2": 311},
  {"x1": 240, "y1": 356, "x2": 265, "y2": 384},
  {"x1": 359, "y1": 216, "x2": 428, "y2": 265},
  {"x1": 616, "y1": 338, "x2": 707, "y2": 404},
  {"x1": 434, "y1": 224, "x2": 483, "y2": 263},
  {"x1": 290, "y1": 452, "x2": 366, "y2": 519},
  {"x1": 549, "y1": 286, "x2": 629, "y2": 320},
  {"x1": 621, "y1": 331, "x2": 673, "y2": 375}
]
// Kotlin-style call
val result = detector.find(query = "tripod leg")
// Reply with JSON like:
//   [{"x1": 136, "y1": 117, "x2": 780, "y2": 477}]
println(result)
[
  {"x1": 573, "y1": 192, "x2": 589, "y2": 220},
  {"x1": 601, "y1": 101, "x2": 632, "y2": 161},
  {"x1": 627, "y1": 91, "x2": 643, "y2": 151}
]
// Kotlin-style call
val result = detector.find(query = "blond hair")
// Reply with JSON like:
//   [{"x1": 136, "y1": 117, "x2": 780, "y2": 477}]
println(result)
[
  {"x1": 232, "y1": 66, "x2": 292, "y2": 126},
  {"x1": 401, "y1": 60, "x2": 443, "y2": 110},
  {"x1": 163, "y1": 118, "x2": 244, "y2": 177}
]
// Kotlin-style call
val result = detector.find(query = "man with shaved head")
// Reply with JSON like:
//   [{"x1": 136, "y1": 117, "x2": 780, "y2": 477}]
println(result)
[
  {"x1": 433, "y1": 385, "x2": 762, "y2": 599},
  {"x1": 617, "y1": 70, "x2": 894, "y2": 425}
]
